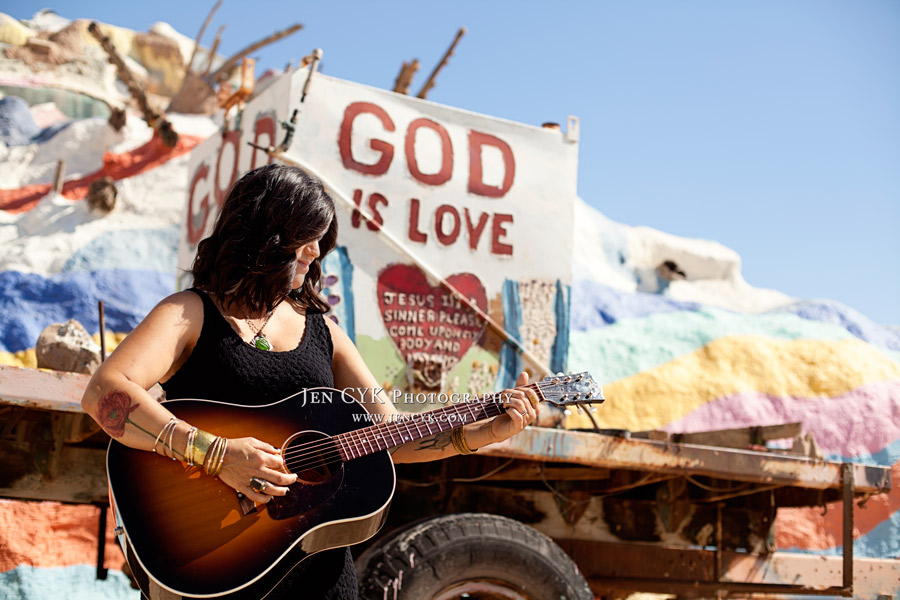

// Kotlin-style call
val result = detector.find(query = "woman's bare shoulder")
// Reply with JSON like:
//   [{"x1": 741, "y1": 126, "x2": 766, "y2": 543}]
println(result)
[{"x1": 138, "y1": 290, "x2": 205, "y2": 331}]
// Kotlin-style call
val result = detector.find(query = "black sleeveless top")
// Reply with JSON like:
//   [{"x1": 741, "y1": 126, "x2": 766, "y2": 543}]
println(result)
[
  {"x1": 160, "y1": 289, "x2": 358, "y2": 600},
  {"x1": 162, "y1": 288, "x2": 335, "y2": 404}
]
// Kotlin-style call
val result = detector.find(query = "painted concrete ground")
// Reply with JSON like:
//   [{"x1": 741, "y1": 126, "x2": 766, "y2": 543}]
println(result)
[{"x1": 2, "y1": 16, "x2": 899, "y2": 600}]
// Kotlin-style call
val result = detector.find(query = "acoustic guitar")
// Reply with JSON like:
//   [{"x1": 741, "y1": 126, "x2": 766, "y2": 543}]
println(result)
[{"x1": 107, "y1": 372, "x2": 603, "y2": 599}]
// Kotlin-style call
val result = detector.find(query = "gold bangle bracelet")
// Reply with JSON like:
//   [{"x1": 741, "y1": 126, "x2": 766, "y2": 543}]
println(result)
[
  {"x1": 210, "y1": 438, "x2": 227, "y2": 477},
  {"x1": 191, "y1": 429, "x2": 216, "y2": 467},
  {"x1": 204, "y1": 437, "x2": 222, "y2": 475},
  {"x1": 451, "y1": 426, "x2": 477, "y2": 455},
  {"x1": 204, "y1": 436, "x2": 228, "y2": 477}
]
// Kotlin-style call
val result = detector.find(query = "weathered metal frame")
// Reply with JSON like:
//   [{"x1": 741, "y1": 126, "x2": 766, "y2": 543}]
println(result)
[
  {"x1": 1, "y1": 366, "x2": 894, "y2": 595},
  {"x1": 480, "y1": 427, "x2": 889, "y2": 495},
  {"x1": 476, "y1": 429, "x2": 882, "y2": 597}
]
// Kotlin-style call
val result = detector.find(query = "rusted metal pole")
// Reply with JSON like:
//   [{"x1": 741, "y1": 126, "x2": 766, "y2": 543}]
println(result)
[
  {"x1": 299, "y1": 49, "x2": 322, "y2": 104},
  {"x1": 95, "y1": 504, "x2": 108, "y2": 580},
  {"x1": 98, "y1": 301, "x2": 107, "y2": 362},
  {"x1": 185, "y1": 0, "x2": 222, "y2": 72},
  {"x1": 715, "y1": 502, "x2": 723, "y2": 578},
  {"x1": 87, "y1": 23, "x2": 158, "y2": 127},
  {"x1": 202, "y1": 26, "x2": 225, "y2": 78},
  {"x1": 842, "y1": 462, "x2": 854, "y2": 593},
  {"x1": 208, "y1": 23, "x2": 303, "y2": 83},
  {"x1": 416, "y1": 27, "x2": 466, "y2": 99},
  {"x1": 87, "y1": 22, "x2": 178, "y2": 147},
  {"x1": 53, "y1": 159, "x2": 65, "y2": 194},
  {"x1": 393, "y1": 59, "x2": 420, "y2": 95}
]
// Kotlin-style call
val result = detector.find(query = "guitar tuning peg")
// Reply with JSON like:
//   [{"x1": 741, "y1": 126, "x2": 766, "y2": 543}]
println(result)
[
  {"x1": 564, "y1": 408, "x2": 572, "y2": 417},
  {"x1": 556, "y1": 372, "x2": 565, "y2": 377},
  {"x1": 589, "y1": 406, "x2": 598, "y2": 413}
]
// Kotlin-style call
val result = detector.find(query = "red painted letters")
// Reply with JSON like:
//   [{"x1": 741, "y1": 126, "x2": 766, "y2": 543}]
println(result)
[
  {"x1": 468, "y1": 130, "x2": 515, "y2": 198},
  {"x1": 187, "y1": 163, "x2": 210, "y2": 244},
  {"x1": 405, "y1": 118, "x2": 453, "y2": 186},
  {"x1": 338, "y1": 100, "x2": 516, "y2": 198},
  {"x1": 339, "y1": 102, "x2": 395, "y2": 175}
]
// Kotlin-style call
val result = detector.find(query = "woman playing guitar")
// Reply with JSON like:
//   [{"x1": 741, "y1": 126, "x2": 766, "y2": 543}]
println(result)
[{"x1": 80, "y1": 163, "x2": 540, "y2": 599}]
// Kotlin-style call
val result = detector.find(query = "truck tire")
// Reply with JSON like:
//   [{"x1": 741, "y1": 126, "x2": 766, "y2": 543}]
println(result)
[{"x1": 356, "y1": 513, "x2": 593, "y2": 600}]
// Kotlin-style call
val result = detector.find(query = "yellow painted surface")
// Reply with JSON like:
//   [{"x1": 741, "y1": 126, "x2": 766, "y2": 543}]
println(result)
[
  {"x1": 78, "y1": 19, "x2": 136, "y2": 60},
  {"x1": 0, "y1": 348, "x2": 37, "y2": 368},
  {"x1": 0, "y1": 332, "x2": 125, "y2": 369},
  {"x1": 0, "y1": 13, "x2": 33, "y2": 46},
  {"x1": 565, "y1": 335, "x2": 900, "y2": 431},
  {"x1": 132, "y1": 32, "x2": 186, "y2": 96},
  {"x1": 92, "y1": 331, "x2": 127, "y2": 353}
]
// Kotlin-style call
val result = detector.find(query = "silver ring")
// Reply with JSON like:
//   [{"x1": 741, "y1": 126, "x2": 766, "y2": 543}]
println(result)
[{"x1": 249, "y1": 477, "x2": 268, "y2": 493}]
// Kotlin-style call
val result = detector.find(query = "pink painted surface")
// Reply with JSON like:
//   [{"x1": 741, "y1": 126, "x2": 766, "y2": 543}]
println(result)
[{"x1": 663, "y1": 379, "x2": 900, "y2": 459}]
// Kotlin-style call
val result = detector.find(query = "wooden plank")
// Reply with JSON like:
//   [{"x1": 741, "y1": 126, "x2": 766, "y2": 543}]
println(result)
[
  {"x1": 0, "y1": 365, "x2": 164, "y2": 413},
  {"x1": 0, "y1": 365, "x2": 92, "y2": 413},
  {"x1": 673, "y1": 422, "x2": 803, "y2": 448}
]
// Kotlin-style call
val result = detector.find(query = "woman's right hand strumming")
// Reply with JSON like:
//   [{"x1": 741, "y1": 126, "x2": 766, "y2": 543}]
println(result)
[{"x1": 218, "y1": 437, "x2": 298, "y2": 504}]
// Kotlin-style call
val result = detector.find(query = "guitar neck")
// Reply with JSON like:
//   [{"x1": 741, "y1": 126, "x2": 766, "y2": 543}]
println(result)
[{"x1": 333, "y1": 383, "x2": 545, "y2": 460}]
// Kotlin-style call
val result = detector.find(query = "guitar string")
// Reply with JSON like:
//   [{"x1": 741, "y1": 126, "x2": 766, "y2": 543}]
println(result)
[
  {"x1": 275, "y1": 381, "x2": 596, "y2": 474},
  {"x1": 281, "y1": 401, "x2": 510, "y2": 474},
  {"x1": 276, "y1": 381, "x2": 591, "y2": 466},
  {"x1": 276, "y1": 384, "x2": 537, "y2": 461},
  {"x1": 279, "y1": 387, "x2": 598, "y2": 475},
  {"x1": 277, "y1": 381, "x2": 559, "y2": 461},
  {"x1": 281, "y1": 397, "x2": 506, "y2": 472}
]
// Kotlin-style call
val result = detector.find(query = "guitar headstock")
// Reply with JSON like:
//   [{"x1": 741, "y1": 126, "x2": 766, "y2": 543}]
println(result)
[{"x1": 536, "y1": 371, "x2": 605, "y2": 413}]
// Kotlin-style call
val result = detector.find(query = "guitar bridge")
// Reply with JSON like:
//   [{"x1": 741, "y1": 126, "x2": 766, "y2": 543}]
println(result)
[{"x1": 236, "y1": 492, "x2": 258, "y2": 516}]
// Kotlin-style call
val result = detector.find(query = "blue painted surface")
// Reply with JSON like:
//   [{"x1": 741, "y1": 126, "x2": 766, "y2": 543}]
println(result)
[
  {"x1": 774, "y1": 299, "x2": 900, "y2": 351},
  {"x1": 321, "y1": 246, "x2": 355, "y2": 340},
  {"x1": 829, "y1": 438, "x2": 900, "y2": 468},
  {"x1": 62, "y1": 227, "x2": 179, "y2": 274},
  {"x1": 0, "y1": 565, "x2": 136, "y2": 600},
  {"x1": 498, "y1": 279, "x2": 522, "y2": 391},
  {"x1": 550, "y1": 281, "x2": 570, "y2": 374},
  {"x1": 0, "y1": 269, "x2": 173, "y2": 353},
  {"x1": 571, "y1": 281, "x2": 900, "y2": 355},
  {"x1": 569, "y1": 280, "x2": 702, "y2": 330},
  {"x1": 0, "y1": 96, "x2": 71, "y2": 147}
]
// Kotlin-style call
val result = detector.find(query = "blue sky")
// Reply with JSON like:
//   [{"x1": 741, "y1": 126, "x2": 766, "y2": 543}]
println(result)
[{"x1": 9, "y1": 1, "x2": 900, "y2": 325}]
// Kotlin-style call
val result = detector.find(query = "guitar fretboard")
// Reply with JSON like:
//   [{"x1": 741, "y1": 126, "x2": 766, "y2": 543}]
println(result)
[{"x1": 332, "y1": 385, "x2": 540, "y2": 460}]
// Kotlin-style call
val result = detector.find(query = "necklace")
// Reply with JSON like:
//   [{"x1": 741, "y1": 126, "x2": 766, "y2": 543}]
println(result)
[{"x1": 246, "y1": 309, "x2": 276, "y2": 351}]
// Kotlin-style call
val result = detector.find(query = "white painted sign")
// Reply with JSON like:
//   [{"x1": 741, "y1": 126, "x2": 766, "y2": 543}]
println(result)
[{"x1": 179, "y1": 69, "x2": 579, "y2": 395}]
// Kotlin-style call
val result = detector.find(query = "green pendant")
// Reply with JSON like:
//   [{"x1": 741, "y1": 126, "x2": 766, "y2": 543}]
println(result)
[{"x1": 252, "y1": 335, "x2": 271, "y2": 351}]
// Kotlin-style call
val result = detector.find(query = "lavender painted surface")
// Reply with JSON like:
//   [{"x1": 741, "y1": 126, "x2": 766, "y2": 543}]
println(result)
[{"x1": 662, "y1": 379, "x2": 900, "y2": 462}]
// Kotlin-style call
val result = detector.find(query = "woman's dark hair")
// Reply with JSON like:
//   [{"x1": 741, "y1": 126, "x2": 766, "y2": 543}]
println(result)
[{"x1": 191, "y1": 164, "x2": 338, "y2": 314}]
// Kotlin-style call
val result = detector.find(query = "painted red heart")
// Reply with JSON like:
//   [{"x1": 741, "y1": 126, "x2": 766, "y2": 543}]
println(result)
[{"x1": 377, "y1": 264, "x2": 488, "y2": 381}]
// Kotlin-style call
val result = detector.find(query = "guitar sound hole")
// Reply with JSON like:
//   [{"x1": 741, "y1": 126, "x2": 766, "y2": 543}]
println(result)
[
  {"x1": 266, "y1": 430, "x2": 345, "y2": 521},
  {"x1": 283, "y1": 430, "x2": 343, "y2": 485}
]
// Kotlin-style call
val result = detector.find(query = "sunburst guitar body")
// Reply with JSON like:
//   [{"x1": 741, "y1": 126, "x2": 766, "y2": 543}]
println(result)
[{"x1": 107, "y1": 388, "x2": 394, "y2": 599}]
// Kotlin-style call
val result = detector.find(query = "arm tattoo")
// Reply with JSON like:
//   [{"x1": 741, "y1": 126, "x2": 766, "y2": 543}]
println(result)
[
  {"x1": 96, "y1": 390, "x2": 154, "y2": 440},
  {"x1": 414, "y1": 430, "x2": 452, "y2": 452}
]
